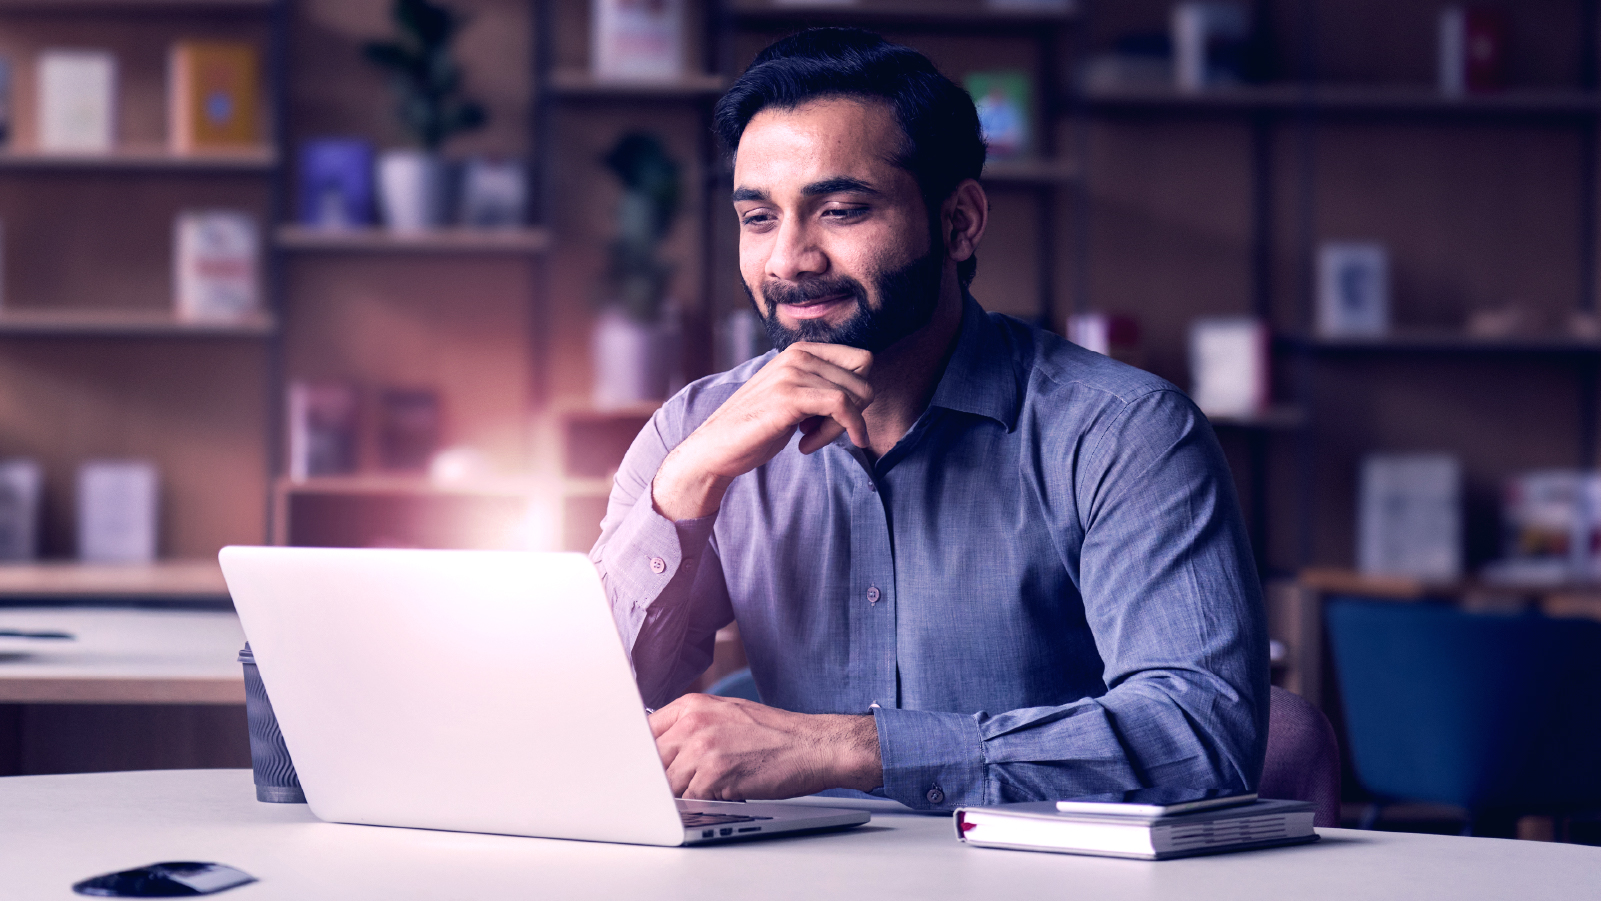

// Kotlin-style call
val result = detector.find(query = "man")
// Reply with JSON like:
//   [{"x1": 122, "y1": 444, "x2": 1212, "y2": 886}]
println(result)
[{"x1": 592, "y1": 28, "x2": 1268, "y2": 811}]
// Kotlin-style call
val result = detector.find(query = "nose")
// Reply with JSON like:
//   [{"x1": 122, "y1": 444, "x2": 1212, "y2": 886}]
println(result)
[{"x1": 766, "y1": 216, "x2": 826, "y2": 283}]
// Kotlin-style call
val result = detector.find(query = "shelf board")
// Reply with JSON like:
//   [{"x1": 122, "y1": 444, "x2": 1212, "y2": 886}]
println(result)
[
  {"x1": 1082, "y1": 84, "x2": 1601, "y2": 117},
  {"x1": 0, "y1": 560, "x2": 228, "y2": 600},
  {"x1": 1299, "y1": 566, "x2": 1600, "y2": 601},
  {"x1": 0, "y1": 308, "x2": 276, "y2": 337},
  {"x1": 275, "y1": 225, "x2": 552, "y2": 255},
  {"x1": 0, "y1": 146, "x2": 275, "y2": 171},
  {"x1": 1207, "y1": 405, "x2": 1306, "y2": 430},
  {"x1": 1280, "y1": 331, "x2": 1601, "y2": 354},
  {"x1": 981, "y1": 158, "x2": 1079, "y2": 185},
  {"x1": 548, "y1": 70, "x2": 727, "y2": 98},
  {"x1": 278, "y1": 475, "x2": 539, "y2": 499},
  {"x1": 0, "y1": 0, "x2": 271, "y2": 10},
  {"x1": 728, "y1": 0, "x2": 1079, "y2": 27}
]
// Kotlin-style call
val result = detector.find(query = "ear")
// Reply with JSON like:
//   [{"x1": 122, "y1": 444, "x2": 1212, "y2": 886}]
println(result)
[{"x1": 941, "y1": 179, "x2": 989, "y2": 263}]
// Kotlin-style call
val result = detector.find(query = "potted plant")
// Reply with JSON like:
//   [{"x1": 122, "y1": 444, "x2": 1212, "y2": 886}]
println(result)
[
  {"x1": 363, "y1": 0, "x2": 487, "y2": 231},
  {"x1": 592, "y1": 132, "x2": 682, "y2": 408}
]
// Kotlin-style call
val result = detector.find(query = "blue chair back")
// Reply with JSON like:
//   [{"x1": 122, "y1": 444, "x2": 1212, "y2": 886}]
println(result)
[{"x1": 1326, "y1": 597, "x2": 1601, "y2": 812}]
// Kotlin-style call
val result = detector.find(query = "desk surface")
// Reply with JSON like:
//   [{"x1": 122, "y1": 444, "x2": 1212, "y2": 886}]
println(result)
[
  {"x1": 1, "y1": 769, "x2": 1596, "y2": 900},
  {"x1": 0, "y1": 608, "x2": 244, "y2": 703}
]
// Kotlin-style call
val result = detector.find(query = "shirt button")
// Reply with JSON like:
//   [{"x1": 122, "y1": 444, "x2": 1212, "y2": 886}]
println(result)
[
  {"x1": 649, "y1": 557, "x2": 666, "y2": 574},
  {"x1": 866, "y1": 586, "x2": 880, "y2": 604},
  {"x1": 926, "y1": 786, "x2": 945, "y2": 805}
]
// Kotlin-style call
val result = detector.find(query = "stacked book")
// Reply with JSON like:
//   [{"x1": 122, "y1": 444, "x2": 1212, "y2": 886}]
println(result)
[{"x1": 955, "y1": 791, "x2": 1317, "y2": 860}]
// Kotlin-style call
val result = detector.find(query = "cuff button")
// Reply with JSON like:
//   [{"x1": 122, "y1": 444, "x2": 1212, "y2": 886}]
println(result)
[
  {"x1": 649, "y1": 557, "x2": 667, "y2": 574},
  {"x1": 926, "y1": 786, "x2": 945, "y2": 805}
]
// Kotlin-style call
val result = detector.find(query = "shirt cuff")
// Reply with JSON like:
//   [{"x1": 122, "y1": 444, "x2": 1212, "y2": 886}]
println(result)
[
  {"x1": 873, "y1": 707, "x2": 987, "y2": 810},
  {"x1": 602, "y1": 492, "x2": 716, "y2": 611}
]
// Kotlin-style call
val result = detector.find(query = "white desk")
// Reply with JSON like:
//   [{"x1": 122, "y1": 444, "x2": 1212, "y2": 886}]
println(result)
[
  {"x1": 0, "y1": 608, "x2": 245, "y2": 704},
  {"x1": 1, "y1": 769, "x2": 1596, "y2": 900}
]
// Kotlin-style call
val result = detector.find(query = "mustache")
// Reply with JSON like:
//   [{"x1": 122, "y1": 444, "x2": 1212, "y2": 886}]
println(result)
[{"x1": 761, "y1": 276, "x2": 867, "y2": 309}]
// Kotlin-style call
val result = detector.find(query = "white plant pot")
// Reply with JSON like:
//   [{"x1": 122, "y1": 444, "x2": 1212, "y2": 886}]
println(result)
[
  {"x1": 377, "y1": 149, "x2": 450, "y2": 232},
  {"x1": 592, "y1": 309, "x2": 675, "y2": 409}
]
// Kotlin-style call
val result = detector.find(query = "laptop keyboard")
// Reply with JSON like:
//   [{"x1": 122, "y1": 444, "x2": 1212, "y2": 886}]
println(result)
[{"x1": 679, "y1": 811, "x2": 774, "y2": 828}]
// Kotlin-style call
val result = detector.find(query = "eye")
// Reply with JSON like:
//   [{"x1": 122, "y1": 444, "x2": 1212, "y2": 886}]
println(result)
[
  {"x1": 740, "y1": 210, "x2": 775, "y2": 228},
  {"x1": 822, "y1": 206, "x2": 868, "y2": 222}
]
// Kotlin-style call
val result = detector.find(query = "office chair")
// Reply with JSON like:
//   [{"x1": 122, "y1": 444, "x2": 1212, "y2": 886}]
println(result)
[
  {"x1": 1261, "y1": 685, "x2": 1342, "y2": 827},
  {"x1": 1325, "y1": 597, "x2": 1601, "y2": 836},
  {"x1": 707, "y1": 667, "x2": 761, "y2": 702}
]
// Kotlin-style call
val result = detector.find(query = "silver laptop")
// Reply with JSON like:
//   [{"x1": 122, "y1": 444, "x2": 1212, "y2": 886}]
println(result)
[{"x1": 219, "y1": 546, "x2": 870, "y2": 846}]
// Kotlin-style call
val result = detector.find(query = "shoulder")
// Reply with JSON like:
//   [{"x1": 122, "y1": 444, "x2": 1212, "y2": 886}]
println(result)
[{"x1": 990, "y1": 314, "x2": 1206, "y2": 457}]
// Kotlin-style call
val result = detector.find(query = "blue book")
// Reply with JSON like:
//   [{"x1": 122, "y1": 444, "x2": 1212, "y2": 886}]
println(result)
[{"x1": 298, "y1": 138, "x2": 374, "y2": 228}]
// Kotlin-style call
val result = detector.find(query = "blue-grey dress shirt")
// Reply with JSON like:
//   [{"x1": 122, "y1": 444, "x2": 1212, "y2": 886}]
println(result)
[{"x1": 593, "y1": 295, "x2": 1269, "y2": 811}]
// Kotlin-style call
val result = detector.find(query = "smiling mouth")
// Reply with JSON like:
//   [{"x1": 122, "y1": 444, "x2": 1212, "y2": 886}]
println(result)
[{"x1": 780, "y1": 295, "x2": 853, "y2": 319}]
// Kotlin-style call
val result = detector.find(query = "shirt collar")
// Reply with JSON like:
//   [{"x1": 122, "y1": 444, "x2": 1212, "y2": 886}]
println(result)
[{"x1": 925, "y1": 292, "x2": 1020, "y2": 431}]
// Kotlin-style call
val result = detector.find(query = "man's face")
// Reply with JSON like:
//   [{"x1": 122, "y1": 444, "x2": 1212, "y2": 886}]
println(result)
[{"x1": 732, "y1": 98, "x2": 944, "y2": 352}]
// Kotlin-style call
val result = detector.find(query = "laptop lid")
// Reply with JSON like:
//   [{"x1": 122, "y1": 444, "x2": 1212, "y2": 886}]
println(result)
[{"x1": 220, "y1": 546, "x2": 686, "y2": 846}]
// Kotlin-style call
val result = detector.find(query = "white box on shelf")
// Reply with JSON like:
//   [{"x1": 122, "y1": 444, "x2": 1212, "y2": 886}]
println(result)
[
  {"x1": 1358, "y1": 453, "x2": 1462, "y2": 580},
  {"x1": 1188, "y1": 316, "x2": 1269, "y2": 418},
  {"x1": 591, "y1": 0, "x2": 685, "y2": 80},
  {"x1": 1171, "y1": 2, "x2": 1250, "y2": 93},
  {"x1": 1316, "y1": 242, "x2": 1389, "y2": 337},
  {"x1": 174, "y1": 210, "x2": 259, "y2": 321},
  {"x1": 77, "y1": 460, "x2": 158, "y2": 564},
  {"x1": 37, "y1": 49, "x2": 116, "y2": 153},
  {"x1": 0, "y1": 459, "x2": 42, "y2": 560}
]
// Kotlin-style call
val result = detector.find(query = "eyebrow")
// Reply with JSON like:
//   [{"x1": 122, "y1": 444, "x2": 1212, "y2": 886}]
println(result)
[{"x1": 730, "y1": 177, "x2": 883, "y2": 204}]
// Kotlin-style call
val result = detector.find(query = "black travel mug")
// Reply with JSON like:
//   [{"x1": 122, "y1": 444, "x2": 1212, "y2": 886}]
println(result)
[{"x1": 238, "y1": 643, "x2": 306, "y2": 803}]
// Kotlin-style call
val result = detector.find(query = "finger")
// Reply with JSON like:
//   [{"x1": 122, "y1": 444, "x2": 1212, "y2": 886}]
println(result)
[
  {"x1": 648, "y1": 700, "x2": 686, "y2": 739},
  {"x1": 779, "y1": 351, "x2": 874, "y2": 408},
  {"x1": 798, "y1": 417, "x2": 846, "y2": 454},
  {"x1": 788, "y1": 382, "x2": 868, "y2": 451},
  {"x1": 787, "y1": 342, "x2": 874, "y2": 378}
]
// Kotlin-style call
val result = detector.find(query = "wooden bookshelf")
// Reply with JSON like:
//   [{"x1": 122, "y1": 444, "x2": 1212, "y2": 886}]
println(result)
[
  {"x1": 981, "y1": 158, "x2": 1080, "y2": 185},
  {"x1": 1281, "y1": 332, "x2": 1601, "y2": 355},
  {"x1": 275, "y1": 225, "x2": 552, "y2": 255},
  {"x1": 727, "y1": 0, "x2": 1079, "y2": 27},
  {"x1": 547, "y1": 69, "x2": 727, "y2": 98},
  {"x1": 0, "y1": 308, "x2": 276, "y2": 337},
  {"x1": 0, "y1": 147, "x2": 276, "y2": 171},
  {"x1": 1208, "y1": 405, "x2": 1307, "y2": 431},
  {"x1": 0, "y1": 559, "x2": 228, "y2": 600},
  {"x1": 273, "y1": 476, "x2": 544, "y2": 551},
  {"x1": 1082, "y1": 84, "x2": 1601, "y2": 117}
]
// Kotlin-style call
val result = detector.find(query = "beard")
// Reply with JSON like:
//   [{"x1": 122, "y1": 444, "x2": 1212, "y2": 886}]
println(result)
[{"x1": 747, "y1": 241, "x2": 945, "y2": 353}]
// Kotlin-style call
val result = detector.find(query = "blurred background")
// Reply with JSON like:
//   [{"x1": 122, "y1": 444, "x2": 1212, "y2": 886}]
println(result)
[{"x1": 0, "y1": 0, "x2": 1598, "y2": 846}]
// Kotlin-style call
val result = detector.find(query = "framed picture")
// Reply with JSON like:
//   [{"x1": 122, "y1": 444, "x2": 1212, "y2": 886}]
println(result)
[{"x1": 1316, "y1": 241, "x2": 1389, "y2": 337}]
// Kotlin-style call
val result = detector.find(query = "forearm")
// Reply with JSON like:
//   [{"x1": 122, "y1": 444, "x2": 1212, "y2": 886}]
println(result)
[{"x1": 874, "y1": 667, "x2": 1263, "y2": 810}]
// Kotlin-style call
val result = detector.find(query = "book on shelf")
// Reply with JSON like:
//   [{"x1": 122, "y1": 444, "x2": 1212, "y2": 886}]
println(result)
[
  {"x1": 37, "y1": 49, "x2": 116, "y2": 153},
  {"x1": 1316, "y1": 242, "x2": 1389, "y2": 337},
  {"x1": 168, "y1": 41, "x2": 261, "y2": 153},
  {"x1": 955, "y1": 797, "x2": 1317, "y2": 860},
  {"x1": 1485, "y1": 469, "x2": 1601, "y2": 585},
  {"x1": 591, "y1": 0, "x2": 685, "y2": 80},
  {"x1": 0, "y1": 55, "x2": 12, "y2": 148},
  {"x1": 378, "y1": 387, "x2": 442, "y2": 473},
  {"x1": 1438, "y1": 6, "x2": 1507, "y2": 97},
  {"x1": 458, "y1": 157, "x2": 527, "y2": 228},
  {"x1": 173, "y1": 210, "x2": 260, "y2": 322},
  {"x1": 1171, "y1": 2, "x2": 1250, "y2": 92},
  {"x1": 77, "y1": 460, "x2": 158, "y2": 564},
  {"x1": 1358, "y1": 453, "x2": 1462, "y2": 581},
  {"x1": 298, "y1": 138, "x2": 376, "y2": 229},
  {"x1": 287, "y1": 381, "x2": 359, "y2": 480},
  {"x1": 0, "y1": 459, "x2": 41, "y2": 561},
  {"x1": 1188, "y1": 316, "x2": 1269, "y2": 418},
  {"x1": 966, "y1": 71, "x2": 1032, "y2": 160}
]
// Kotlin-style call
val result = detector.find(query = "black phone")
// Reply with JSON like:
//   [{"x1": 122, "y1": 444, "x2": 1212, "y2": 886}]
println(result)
[{"x1": 73, "y1": 862, "x2": 256, "y2": 897}]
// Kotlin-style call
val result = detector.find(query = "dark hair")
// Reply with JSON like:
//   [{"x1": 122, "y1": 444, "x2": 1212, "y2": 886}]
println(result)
[{"x1": 714, "y1": 28, "x2": 985, "y2": 288}]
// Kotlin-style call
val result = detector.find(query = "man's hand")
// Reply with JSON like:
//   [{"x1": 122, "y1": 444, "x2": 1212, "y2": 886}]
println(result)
[
  {"x1": 652, "y1": 343, "x2": 873, "y2": 521},
  {"x1": 649, "y1": 693, "x2": 882, "y2": 801}
]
